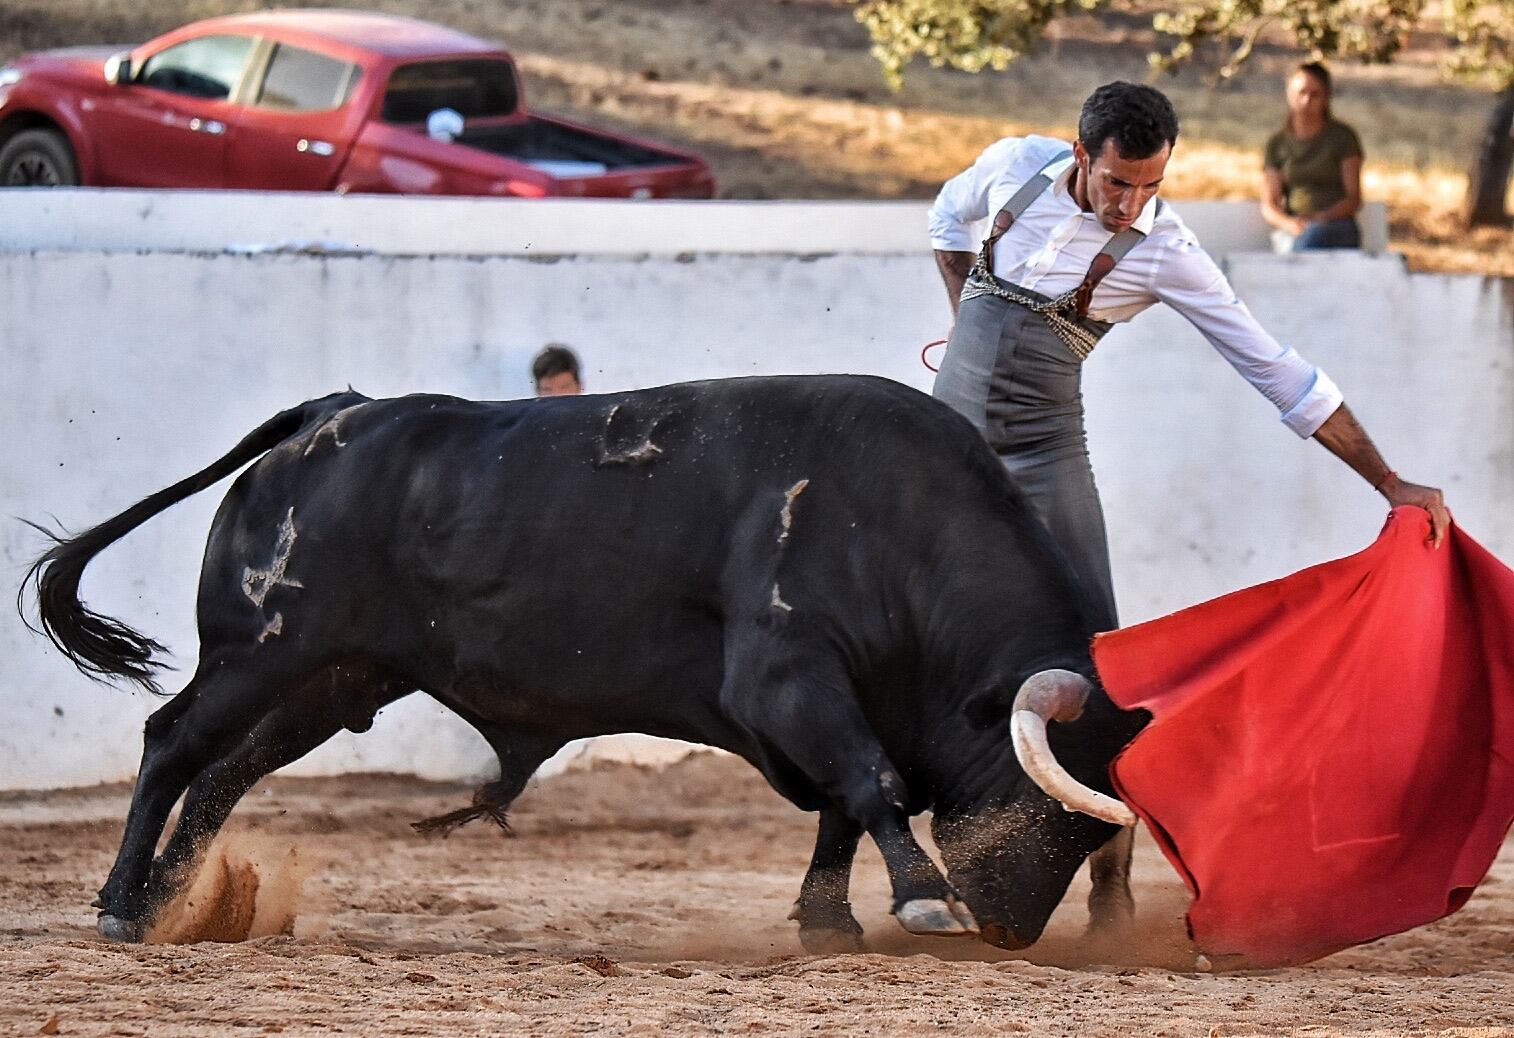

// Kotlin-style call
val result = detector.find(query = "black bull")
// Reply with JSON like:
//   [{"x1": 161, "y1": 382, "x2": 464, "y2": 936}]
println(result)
[{"x1": 25, "y1": 375, "x2": 1146, "y2": 950}]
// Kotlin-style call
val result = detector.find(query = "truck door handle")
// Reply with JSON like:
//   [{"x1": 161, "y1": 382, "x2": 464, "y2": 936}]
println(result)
[
  {"x1": 297, "y1": 139, "x2": 335, "y2": 156},
  {"x1": 188, "y1": 118, "x2": 225, "y2": 135}
]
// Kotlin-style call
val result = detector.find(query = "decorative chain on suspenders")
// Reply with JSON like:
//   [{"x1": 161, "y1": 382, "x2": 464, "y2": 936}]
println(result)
[
  {"x1": 958, "y1": 150, "x2": 1152, "y2": 361},
  {"x1": 960, "y1": 251, "x2": 1107, "y2": 360}
]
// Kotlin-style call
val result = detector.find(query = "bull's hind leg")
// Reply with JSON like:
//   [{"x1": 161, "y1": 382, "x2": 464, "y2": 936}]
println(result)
[
  {"x1": 724, "y1": 649, "x2": 976, "y2": 940},
  {"x1": 140, "y1": 697, "x2": 350, "y2": 920},
  {"x1": 94, "y1": 685, "x2": 206, "y2": 940},
  {"x1": 97, "y1": 659, "x2": 403, "y2": 940},
  {"x1": 789, "y1": 807, "x2": 866, "y2": 952},
  {"x1": 96, "y1": 661, "x2": 316, "y2": 939},
  {"x1": 134, "y1": 665, "x2": 411, "y2": 931}
]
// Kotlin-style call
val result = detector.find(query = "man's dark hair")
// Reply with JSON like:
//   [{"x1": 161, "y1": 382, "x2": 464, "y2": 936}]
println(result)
[
  {"x1": 1078, "y1": 82, "x2": 1180, "y2": 160},
  {"x1": 531, "y1": 343, "x2": 580, "y2": 384}
]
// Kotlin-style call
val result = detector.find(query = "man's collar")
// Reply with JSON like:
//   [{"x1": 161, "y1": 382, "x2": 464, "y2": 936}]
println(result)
[{"x1": 1049, "y1": 151, "x2": 1160, "y2": 235}]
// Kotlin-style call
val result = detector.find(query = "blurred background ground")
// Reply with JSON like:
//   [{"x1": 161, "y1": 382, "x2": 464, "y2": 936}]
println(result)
[{"x1": 3, "y1": 0, "x2": 1510, "y2": 276}]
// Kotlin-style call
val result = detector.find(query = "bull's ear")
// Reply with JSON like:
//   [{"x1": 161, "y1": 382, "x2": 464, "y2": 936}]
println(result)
[{"x1": 961, "y1": 682, "x2": 1015, "y2": 730}]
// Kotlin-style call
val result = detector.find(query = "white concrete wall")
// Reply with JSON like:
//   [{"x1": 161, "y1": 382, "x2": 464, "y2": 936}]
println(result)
[
  {"x1": 0, "y1": 190, "x2": 1389, "y2": 257},
  {"x1": 0, "y1": 195, "x2": 1503, "y2": 791}
]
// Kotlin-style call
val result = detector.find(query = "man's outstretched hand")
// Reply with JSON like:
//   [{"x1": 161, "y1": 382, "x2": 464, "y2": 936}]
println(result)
[{"x1": 1380, "y1": 475, "x2": 1450, "y2": 548}]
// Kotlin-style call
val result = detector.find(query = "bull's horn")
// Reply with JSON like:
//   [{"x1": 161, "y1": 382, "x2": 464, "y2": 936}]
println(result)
[{"x1": 1010, "y1": 669, "x2": 1137, "y2": 827}]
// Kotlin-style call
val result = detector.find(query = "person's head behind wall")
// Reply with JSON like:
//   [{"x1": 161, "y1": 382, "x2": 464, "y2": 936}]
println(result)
[
  {"x1": 1072, "y1": 81, "x2": 1181, "y2": 234},
  {"x1": 1285, "y1": 61, "x2": 1334, "y2": 131},
  {"x1": 532, "y1": 343, "x2": 583, "y2": 397}
]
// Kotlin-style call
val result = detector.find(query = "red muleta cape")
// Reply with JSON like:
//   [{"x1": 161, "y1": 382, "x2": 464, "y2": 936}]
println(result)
[{"x1": 1094, "y1": 507, "x2": 1514, "y2": 967}]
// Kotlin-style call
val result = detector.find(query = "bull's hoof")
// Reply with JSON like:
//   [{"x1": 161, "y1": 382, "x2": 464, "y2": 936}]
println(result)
[
  {"x1": 895, "y1": 897, "x2": 978, "y2": 937},
  {"x1": 789, "y1": 899, "x2": 866, "y2": 954},
  {"x1": 797, "y1": 925, "x2": 866, "y2": 954},
  {"x1": 97, "y1": 913, "x2": 146, "y2": 943},
  {"x1": 980, "y1": 922, "x2": 1033, "y2": 950},
  {"x1": 1084, "y1": 902, "x2": 1136, "y2": 941}
]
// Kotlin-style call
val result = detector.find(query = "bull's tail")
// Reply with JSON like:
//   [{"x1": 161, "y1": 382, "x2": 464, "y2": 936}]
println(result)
[{"x1": 19, "y1": 391, "x2": 370, "y2": 694}]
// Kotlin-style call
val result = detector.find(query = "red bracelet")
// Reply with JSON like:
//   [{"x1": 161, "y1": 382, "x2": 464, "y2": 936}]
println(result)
[{"x1": 1374, "y1": 470, "x2": 1397, "y2": 492}]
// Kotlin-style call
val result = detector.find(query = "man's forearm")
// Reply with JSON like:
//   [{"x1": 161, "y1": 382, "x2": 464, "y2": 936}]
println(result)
[
  {"x1": 935, "y1": 250, "x2": 974, "y2": 317},
  {"x1": 1312, "y1": 402, "x2": 1450, "y2": 546},
  {"x1": 1311, "y1": 404, "x2": 1393, "y2": 488}
]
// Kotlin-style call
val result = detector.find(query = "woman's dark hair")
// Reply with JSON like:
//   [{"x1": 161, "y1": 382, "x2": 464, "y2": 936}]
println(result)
[
  {"x1": 1077, "y1": 81, "x2": 1180, "y2": 160},
  {"x1": 1288, "y1": 61, "x2": 1335, "y2": 129}
]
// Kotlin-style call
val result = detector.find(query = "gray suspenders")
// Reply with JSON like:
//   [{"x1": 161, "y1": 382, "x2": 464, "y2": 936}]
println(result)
[{"x1": 960, "y1": 150, "x2": 1158, "y2": 359}]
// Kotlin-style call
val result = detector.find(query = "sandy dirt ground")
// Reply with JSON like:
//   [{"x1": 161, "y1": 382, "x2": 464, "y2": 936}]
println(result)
[
  {"x1": 2, "y1": 5, "x2": 1509, "y2": 1033},
  {"x1": 2, "y1": 752, "x2": 1512, "y2": 1037}
]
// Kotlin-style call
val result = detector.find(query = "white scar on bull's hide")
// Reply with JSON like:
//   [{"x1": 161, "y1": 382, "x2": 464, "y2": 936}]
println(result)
[
  {"x1": 257, "y1": 612, "x2": 284, "y2": 643},
  {"x1": 605, "y1": 439, "x2": 662, "y2": 464},
  {"x1": 598, "y1": 404, "x2": 664, "y2": 465},
  {"x1": 770, "y1": 583, "x2": 793, "y2": 613},
  {"x1": 275, "y1": 403, "x2": 362, "y2": 461},
  {"x1": 770, "y1": 479, "x2": 809, "y2": 614},
  {"x1": 242, "y1": 508, "x2": 305, "y2": 609},
  {"x1": 301, "y1": 403, "x2": 364, "y2": 457},
  {"x1": 778, "y1": 478, "x2": 809, "y2": 545}
]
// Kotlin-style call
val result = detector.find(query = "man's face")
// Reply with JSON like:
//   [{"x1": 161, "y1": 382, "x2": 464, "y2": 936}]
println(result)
[
  {"x1": 535, "y1": 371, "x2": 582, "y2": 397},
  {"x1": 1072, "y1": 137, "x2": 1170, "y2": 233}
]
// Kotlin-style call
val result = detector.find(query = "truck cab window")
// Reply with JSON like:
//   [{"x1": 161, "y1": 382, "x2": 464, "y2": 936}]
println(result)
[
  {"x1": 254, "y1": 44, "x2": 361, "y2": 112},
  {"x1": 382, "y1": 59, "x2": 518, "y2": 123},
  {"x1": 138, "y1": 35, "x2": 255, "y2": 100}
]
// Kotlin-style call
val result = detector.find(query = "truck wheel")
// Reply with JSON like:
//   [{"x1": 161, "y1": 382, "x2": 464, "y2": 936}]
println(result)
[{"x1": 0, "y1": 128, "x2": 80, "y2": 187}]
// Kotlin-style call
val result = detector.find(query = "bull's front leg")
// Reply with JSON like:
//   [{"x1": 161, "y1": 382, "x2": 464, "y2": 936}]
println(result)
[
  {"x1": 725, "y1": 643, "x2": 976, "y2": 941},
  {"x1": 789, "y1": 807, "x2": 865, "y2": 952},
  {"x1": 1086, "y1": 825, "x2": 1135, "y2": 936}
]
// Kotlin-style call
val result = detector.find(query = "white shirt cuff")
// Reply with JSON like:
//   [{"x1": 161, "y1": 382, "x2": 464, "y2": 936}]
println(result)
[
  {"x1": 928, "y1": 219, "x2": 976, "y2": 253},
  {"x1": 1279, "y1": 368, "x2": 1344, "y2": 438}
]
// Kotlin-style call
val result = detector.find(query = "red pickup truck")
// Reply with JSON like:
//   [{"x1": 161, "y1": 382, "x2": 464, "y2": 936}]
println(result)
[{"x1": 0, "y1": 9, "x2": 716, "y2": 198}]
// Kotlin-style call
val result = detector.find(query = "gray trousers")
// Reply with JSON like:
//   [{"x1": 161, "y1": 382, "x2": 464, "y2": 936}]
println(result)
[{"x1": 932, "y1": 288, "x2": 1118, "y2": 629}]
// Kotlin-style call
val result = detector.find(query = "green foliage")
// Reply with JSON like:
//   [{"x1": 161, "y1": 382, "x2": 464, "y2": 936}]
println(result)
[
  {"x1": 1444, "y1": 0, "x2": 1512, "y2": 87},
  {"x1": 852, "y1": 0, "x2": 1512, "y2": 89},
  {"x1": 853, "y1": 0, "x2": 1107, "y2": 89},
  {"x1": 1148, "y1": 0, "x2": 1422, "y2": 80}
]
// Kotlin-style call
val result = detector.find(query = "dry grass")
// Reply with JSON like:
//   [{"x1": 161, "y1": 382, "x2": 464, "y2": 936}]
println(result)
[{"x1": 2, "y1": 0, "x2": 1509, "y2": 275}]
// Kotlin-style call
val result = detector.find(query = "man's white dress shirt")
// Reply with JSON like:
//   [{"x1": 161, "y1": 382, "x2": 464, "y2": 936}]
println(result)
[{"x1": 928, "y1": 134, "x2": 1343, "y2": 437}]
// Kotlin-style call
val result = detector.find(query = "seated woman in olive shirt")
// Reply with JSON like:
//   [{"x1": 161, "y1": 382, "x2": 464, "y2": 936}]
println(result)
[{"x1": 1261, "y1": 62, "x2": 1364, "y2": 251}]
